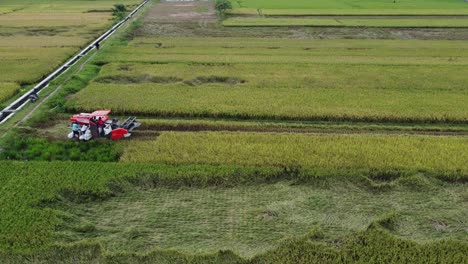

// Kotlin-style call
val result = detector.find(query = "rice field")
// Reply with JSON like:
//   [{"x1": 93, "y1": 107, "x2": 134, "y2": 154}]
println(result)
[
  {"x1": 0, "y1": 0, "x2": 141, "y2": 103},
  {"x1": 68, "y1": 37, "x2": 468, "y2": 123},
  {"x1": 0, "y1": 83, "x2": 20, "y2": 103},
  {"x1": 228, "y1": 0, "x2": 468, "y2": 15},
  {"x1": 223, "y1": 17, "x2": 468, "y2": 28},
  {"x1": 121, "y1": 132, "x2": 468, "y2": 178},
  {"x1": 226, "y1": 0, "x2": 468, "y2": 28},
  {"x1": 2, "y1": 0, "x2": 468, "y2": 262}
]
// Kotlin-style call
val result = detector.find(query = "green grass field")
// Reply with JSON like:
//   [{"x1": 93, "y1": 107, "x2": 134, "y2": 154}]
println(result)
[{"x1": 229, "y1": 0, "x2": 468, "y2": 15}]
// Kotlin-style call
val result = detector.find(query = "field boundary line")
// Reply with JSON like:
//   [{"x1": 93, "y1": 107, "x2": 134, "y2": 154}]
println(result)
[{"x1": 136, "y1": 128, "x2": 468, "y2": 137}]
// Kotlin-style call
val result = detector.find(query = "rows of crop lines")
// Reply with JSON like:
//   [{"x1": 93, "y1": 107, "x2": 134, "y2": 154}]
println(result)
[
  {"x1": 1, "y1": 0, "x2": 467, "y2": 262},
  {"x1": 224, "y1": 0, "x2": 468, "y2": 28},
  {"x1": 0, "y1": 0, "x2": 141, "y2": 105},
  {"x1": 227, "y1": 0, "x2": 468, "y2": 15},
  {"x1": 66, "y1": 37, "x2": 468, "y2": 124}
]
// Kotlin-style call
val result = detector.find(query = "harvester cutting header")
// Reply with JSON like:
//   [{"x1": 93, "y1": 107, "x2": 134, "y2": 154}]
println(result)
[{"x1": 68, "y1": 110, "x2": 140, "y2": 141}]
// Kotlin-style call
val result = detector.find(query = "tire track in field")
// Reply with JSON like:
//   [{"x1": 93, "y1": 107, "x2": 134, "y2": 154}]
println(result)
[{"x1": 132, "y1": 127, "x2": 468, "y2": 137}]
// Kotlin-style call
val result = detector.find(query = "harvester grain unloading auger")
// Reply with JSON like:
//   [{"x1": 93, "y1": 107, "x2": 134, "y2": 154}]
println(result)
[{"x1": 69, "y1": 110, "x2": 140, "y2": 141}]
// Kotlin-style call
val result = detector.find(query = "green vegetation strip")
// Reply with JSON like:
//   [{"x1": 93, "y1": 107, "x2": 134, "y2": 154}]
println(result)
[
  {"x1": 0, "y1": 135, "x2": 121, "y2": 162},
  {"x1": 121, "y1": 132, "x2": 468, "y2": 182},
  {"x1": 139, "y1": 118, "x2": 468, "y2": 134},
  {"x1": 223, "y1": 18, "x2": 468, "y2": 28},
  {"x1": 228, "y1": 0, "x2": 468, "y2": 15}
]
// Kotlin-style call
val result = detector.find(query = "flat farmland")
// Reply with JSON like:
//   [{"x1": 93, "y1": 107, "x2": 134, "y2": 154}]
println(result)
[
  {"x1": 227, "y1": 0, "x2": 468, "y2": 29},
  {"x1": 223, "y1": 17, "x2": 468, "y2": 28},
  {"x1": 0, "y1": 0, "x2": 141, "y2": 104},
  {"x1": 121, "y1": 132, "x2": 468, "y2": 178},
  {"x1": 68, "y1": 37, "x2": 468, "y2": 123},
  {"x1": 229, "y1": 0, "x2": 468, "y2": 15},
  {"x1": 1, "y1": 0, "x2": 467, "y2": 262}
]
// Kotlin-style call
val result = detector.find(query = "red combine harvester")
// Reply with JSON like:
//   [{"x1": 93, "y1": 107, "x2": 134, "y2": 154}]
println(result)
[{"x1": 69, "y1": 110, "x2": 140, "y2": 140}]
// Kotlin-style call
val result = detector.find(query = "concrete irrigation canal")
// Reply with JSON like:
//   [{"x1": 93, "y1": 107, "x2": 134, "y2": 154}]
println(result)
[{"x1": 0, "y1": 0, "x2": 151, "y2": 125}]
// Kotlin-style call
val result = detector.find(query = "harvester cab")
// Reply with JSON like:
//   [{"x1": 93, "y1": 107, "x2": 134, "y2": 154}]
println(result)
[{"x1": 69, "y1": 110, "x2": 140, "y2": 141}]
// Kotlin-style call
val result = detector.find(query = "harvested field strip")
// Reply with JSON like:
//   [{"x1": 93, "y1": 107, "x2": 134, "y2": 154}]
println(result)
[
  {"x1": 120, "y1": 132, "x2": 468, "y2": 181},
  {"x1": 131, "y1": 37, "x2": 468, "y2": 49},
  {"x1": 138, "y1": 118, "x2": 468, "y2": 135},
  {"x1": 97, "y1": 49, "x2": 468, "y2": 66},
  {"x1": 223, "y1": 17, "x2": 468, "y2": 28}
]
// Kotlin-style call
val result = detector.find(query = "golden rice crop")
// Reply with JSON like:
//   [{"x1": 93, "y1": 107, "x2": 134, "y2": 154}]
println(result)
[
  {"x1": 0, "y1": 13, "x2": 111, "y2": 27},
  {"x1": 120, "y1": 132, "x2": 468, "y2": 176},
  {"x1": 70, "y1": 82, "x2": 468, "y2": 123},
  {"x1": 0, "y1": 47, "x2": 77, "y2": 84},
  {"x1": 71, "y1": 37, "x2": 468, "y2": 123},
  {"x1": 0, "y1": 82, "x2": 20, "y2": 103},
  {"x1": 227, "y1": 0, "x2": 468, "y2": 15}
]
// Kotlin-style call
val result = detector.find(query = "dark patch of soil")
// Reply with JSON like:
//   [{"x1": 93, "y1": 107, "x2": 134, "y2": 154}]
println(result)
[
  {"x1": 95, "y1": 74, "x2": 182, "y2": 84},
  {"x1": 184, "y1": 76, "x2": 246, "y2": 86}
]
